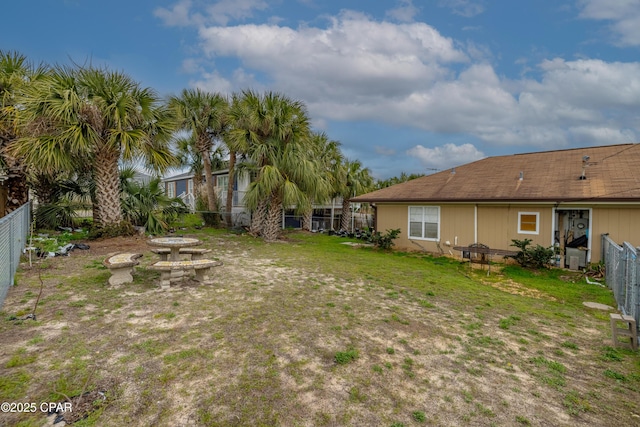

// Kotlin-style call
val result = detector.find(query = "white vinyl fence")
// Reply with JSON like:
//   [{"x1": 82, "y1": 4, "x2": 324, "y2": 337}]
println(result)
[
  {"x1": 0, "y1": 203, "x2": 30, "y2": 308},
  {"x1": 602, "y1": 234, "x2": 640, "y2": 330}
]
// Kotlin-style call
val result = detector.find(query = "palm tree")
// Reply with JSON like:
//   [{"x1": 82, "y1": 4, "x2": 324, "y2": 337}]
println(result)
[
  {"x1": 0, "y1": 51, "x2": 45, "y2": 215},
  {"x1": 169, "y1": 89, "x2": 229, "y2": 227},
  {"x1": 337, "y1": 159, "x2": 373, "y2": 232},
  {"x1": 223, "y1": 94, "x2": 245, "y2": 227},
  {"x1": 120, "y1": 170, "x2": 188, "y2": 234},
  {"x1": 10, "y1": 65, "x2": 176, "y2": 233},
  {"x1": 300, "y1": 132, "x2": 343, "y2": 231},
  {"x1": 229, "y1": 90, "x2": 327, "y2": 241}
]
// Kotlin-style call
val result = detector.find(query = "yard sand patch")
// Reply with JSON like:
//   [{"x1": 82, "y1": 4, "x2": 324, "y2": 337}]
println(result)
[{"x1": 0, "y1": 232, "x2": 637, "y2": 426}]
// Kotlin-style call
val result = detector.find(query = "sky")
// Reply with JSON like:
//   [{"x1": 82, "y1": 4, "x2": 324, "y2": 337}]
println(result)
[{"x1": 4, "y1": 0, "x2": 640, "y2": 180}]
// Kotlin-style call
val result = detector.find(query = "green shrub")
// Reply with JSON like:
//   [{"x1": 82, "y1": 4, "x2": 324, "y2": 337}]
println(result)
[
  {"x1": 506, "y1": 239, "x2": 554, "y2": 269},
  {"x1": 371, "y1": 228, "x2": 401, "y2": 250},
  {"x1": 334, "y1": 347, "x2": 359, "y2": 365}
]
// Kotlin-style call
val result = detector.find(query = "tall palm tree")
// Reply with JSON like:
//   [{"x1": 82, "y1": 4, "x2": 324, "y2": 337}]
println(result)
[
  {"x1": 0, "y1": 51, "x2": 45, "y2": 215},
  {"x1": 10, "y1": 65, "x2": 176, "y2": 232},
  {"x1": 300, "y1": 132, "x2": 343, "y2": 231},
  {"x1": 337, "y1": 159, "x2": 373, "y2": 232},
  {"x1": 229, "y1": 90, "x2": 326, "y2": 241},
  {"x1": 223, "y1": 92, "x2": 246, "y2": 227},
  {"x1": 169, "y1": 89, "x2": 229, "y2": 227}
]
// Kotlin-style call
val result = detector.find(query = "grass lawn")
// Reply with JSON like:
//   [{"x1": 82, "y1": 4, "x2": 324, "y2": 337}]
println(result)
[{"x1": 0, "y1": 229, "x2": 639, "y2": 426}]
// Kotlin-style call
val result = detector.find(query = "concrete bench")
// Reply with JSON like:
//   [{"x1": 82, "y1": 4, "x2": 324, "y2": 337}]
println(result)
[
  {"x1": 150, "y1": 247, "x2": 212, "y2": 261},
  {"x1": 610, "y1": 313, "x2": 638, "y2": 351},
  {"x1": 148, "y1": 259, "x2": 223, "y2": 289},
  {"x1": 103, "y1": 253, "x2": 143, "y2": 286}
]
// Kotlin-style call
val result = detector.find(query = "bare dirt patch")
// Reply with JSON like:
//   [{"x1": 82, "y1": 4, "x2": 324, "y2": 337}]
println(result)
[{"x1": 0, "y1": 232, "x2": 638, "y2": 426}]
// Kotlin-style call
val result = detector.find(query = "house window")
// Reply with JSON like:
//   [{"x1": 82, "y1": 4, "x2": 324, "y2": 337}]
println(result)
[
  {"x1": 216, "y1": 175, "x2": 228, "y2": 193},
  {"x1": 167, "y1": 182, "x2": 175, "y2": 198},
  {"x1": 518, "y1": 212, "x2": 539, "y2": 235},
  {"x1": 408, "y1": 206, "x2": 440, "y2": 240},
  {"x1": 214, "y1": 175, "x2": 228, "y2": 207},
  {"x1": 187, "y1": 179, "x2": 194, "y2": 195}
]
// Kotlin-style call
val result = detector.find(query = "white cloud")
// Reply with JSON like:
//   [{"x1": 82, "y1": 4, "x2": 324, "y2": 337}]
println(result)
[
  {"x1": 198, "y1": 11, "x2": 467, "y2": 104},
  {"x1": 154, "y1": 0, "x2": 196, "y2": 27},
  {"x1": 438, "y1": 0, "x2": 485, "y2": 18},
  {"x1": 386, "y1": 0, "x2": 420, "y2": 23},
  {"x1": 180, "y1": 9, "x2": 640, "y2": 158},
  {"x1": 568, "y1": 126, "x2": 637, "y2": 146},
  {"x1": 407, "y1": 143, "x2": 485, "y2": 169},
  {"x1": 578, "y1": 0, "x2": 640, "y2": 46},
  {"x1": 189, "y1": 70, "x2": 235, "y2": 93},
  {"x1": 155, "y1": 0, "x2": 269, "y2": 27},
  {"x1": 204, "y1": 0, "x2": 268, "y2": 26},
  {"x1": 181, "y1": 58, "x2": 203, "y2": 74}
]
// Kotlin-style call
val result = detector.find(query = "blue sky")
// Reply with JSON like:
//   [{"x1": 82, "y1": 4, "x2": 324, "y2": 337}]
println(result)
[{"x1": 4, "y1": 0, "x2": 640, "y2": 179}]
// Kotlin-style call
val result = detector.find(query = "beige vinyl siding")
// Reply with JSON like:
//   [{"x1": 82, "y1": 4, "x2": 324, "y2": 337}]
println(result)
[
  {"x1": 377, "y1": 203, "x2": 640, "y2": 260},
  {"x1": 590, "y1": 207, "x2": 640, "y2": 258},
  {"x1": 376, "y1": 204, "x2": 475, "y2": 252},
  {"x1": 477, "y1": 205, "x2": 552, "y2": 250}
]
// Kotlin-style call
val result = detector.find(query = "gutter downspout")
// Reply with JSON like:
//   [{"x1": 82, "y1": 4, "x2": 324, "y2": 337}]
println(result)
[{"x1": 474, "y1": 204, "x2": 478, "y2": 244}]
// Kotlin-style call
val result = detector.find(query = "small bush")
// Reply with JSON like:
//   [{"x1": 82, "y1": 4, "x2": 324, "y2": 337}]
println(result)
[
  {"x1": 412, "y1": 411, "x2": 427, "y2": 422},
  {"x1": 334, "y1": 347, "x2": 359, "y2": 365},
  {"x1": 371, "y1": 228, "x2": 401, "y2": 250},
  {"x1": 506, "y1": 239, "x2": 554, "y2": 269}
]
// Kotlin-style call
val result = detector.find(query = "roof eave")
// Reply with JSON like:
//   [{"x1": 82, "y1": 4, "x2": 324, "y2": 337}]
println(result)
[{"x1": 353, "y1": 197, "x2": 640, "y2": 204}]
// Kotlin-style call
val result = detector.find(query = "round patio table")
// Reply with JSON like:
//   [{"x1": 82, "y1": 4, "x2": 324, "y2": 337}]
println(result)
[{"x1": 147, "y1": 237, "x2": 201, "y2": 261}]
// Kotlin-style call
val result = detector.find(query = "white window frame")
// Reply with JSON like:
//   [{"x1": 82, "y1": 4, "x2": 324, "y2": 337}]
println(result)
[
  {"x1": 217, "y1": 175, "x2": 229, "y2": 192},
  {"x1": 408, "y1": 206, "x2": 440, "y2": 241},
  {"x1": 214, "y1": 175, "x2": 229, "y2": 207},
  {"x1": 187, "y1": 179, "x2": 194, "y2": 195},
  {"x1": 518, "y1": 211, "x2": 540, "y2": 235},
  {"x1": 166, "y1": 181, "x2": 175, "y2": 198}
]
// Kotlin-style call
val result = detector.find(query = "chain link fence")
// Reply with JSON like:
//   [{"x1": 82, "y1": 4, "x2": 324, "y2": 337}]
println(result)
[
  {"x1": 0, "y1": 203, "x2": 31, "y2": 308},
  {"x1": 602, "y1": 234, "x2": 640, "y2": 330}
]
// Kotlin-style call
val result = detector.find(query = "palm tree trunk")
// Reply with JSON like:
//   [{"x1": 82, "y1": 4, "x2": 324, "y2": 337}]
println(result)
[
  {"x1": 200, "y1": 150, "x2": 218, "y2": 216},
  {"x1": 250, "y1": 197, "x2": 268, "y2": 236},
  {"x1": 301, "y1": 207, "x2": 312, "y2": 231},
  {"x1": 4, "y1": 166, "x2": 28, "y2": 214},
  {"x1": 225, "y1": 150, "x2": 236, "y2": 227},
  {"x1": 263, "y1": 194, "x2": 283, "y2": 242},
  {"x1": 94, "y1": 147, "x2": 123, "y2": 228},
  {"x1": 340, "y1": 197, "x2": 351, "y2": 232}
]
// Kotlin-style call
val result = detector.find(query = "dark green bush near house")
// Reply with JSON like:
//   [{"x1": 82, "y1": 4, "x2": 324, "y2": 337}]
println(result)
[
  {"x1": 371, "y1": 228, "x2": 401, "y2": 250},
  {"x1": 506, "y1": 238, "x2": 554, "y2": 269}
]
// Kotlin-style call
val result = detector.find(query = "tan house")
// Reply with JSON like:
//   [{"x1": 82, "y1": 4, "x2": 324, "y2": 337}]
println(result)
[{"x1": 352, "y1": 144, "x2": 640, "y2": 268}]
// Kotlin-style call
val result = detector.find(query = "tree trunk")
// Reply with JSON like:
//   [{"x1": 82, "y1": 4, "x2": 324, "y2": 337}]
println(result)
[
  {"x1": 4, "y1": 167, "x2": 28, "y2": 214},
  {"x1": 2, "y1": 152, "x2": 29, "y2": 214},
  {"x1": 301, "y1": 207, "x2": 312, "y2": 231},
  {"x1": 250, "y1": 197, "x2": 268, "y2": 236},
  {"x1": 201, "y1": 144, "x2": 219, "y2": 225},
  {"x1": 94, "y1": 147, "x2": 123, "y2": 228},
  {"x1": 340, "y1": 197, "x2": 351, "y2": 232},
  {"x1": 263, "y1": 194, "x2": 282, "y2": 242},
  {"x1": 225, "y1": 150, "x2": 236, "y2": 227}
]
